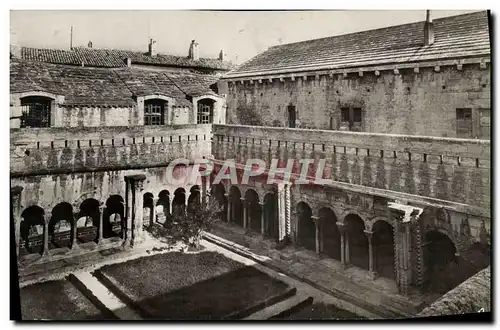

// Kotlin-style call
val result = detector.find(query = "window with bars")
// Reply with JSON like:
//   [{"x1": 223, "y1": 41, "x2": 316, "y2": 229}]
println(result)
[
  {"x1": 144, "y1": 100, "x2": 165, "y2": 126},
  {"x1": 456, "y1": 108, "x2": 472, "y2": 138},
  {"x1": 340, "y1": 107, "x2": 363, "y2": 131},
  {"x1": 20, "y1": 96, "x2": 52, "y2": 128},
  {"x1": 197, "y1": 99, "x2": 214, "y2": 124}
]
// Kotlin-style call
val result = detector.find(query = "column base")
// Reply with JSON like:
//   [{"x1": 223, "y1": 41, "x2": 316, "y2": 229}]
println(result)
[
  {"x1": 71, "y1": 242, "x2": 81, "y2": 250},
  {"x1": 369, "y1": 271, "x2": 378, "y2": 280}
]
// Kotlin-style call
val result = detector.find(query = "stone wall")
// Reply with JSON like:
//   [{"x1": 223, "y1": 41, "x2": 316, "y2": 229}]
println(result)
[
  {"x1": 212, "y1": 124, "x2": 490, "y2": 212},
  {"x1": 11, "y1": 124, "x2": 212, "y2": 176},
  {"x1": 417, "y1": 266, "x2": 491, "y2": 316},
  {"x1": 224, "y1": 64, "x2": 490, "y2": 138}
]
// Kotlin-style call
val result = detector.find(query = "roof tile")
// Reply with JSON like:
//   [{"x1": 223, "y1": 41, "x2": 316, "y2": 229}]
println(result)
[{"x1": 227, "y1": 11, "x2": 490, "y2": 78}]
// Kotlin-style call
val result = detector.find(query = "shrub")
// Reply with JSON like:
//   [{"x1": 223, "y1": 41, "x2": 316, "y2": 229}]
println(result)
[{"x1": 171, "y1": 198, "x2": 223, "y2": 249}]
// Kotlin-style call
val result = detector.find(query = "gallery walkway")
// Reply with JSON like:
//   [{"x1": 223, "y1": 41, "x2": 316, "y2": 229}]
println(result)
[{"x1": 204, "y1": 221, "x2": 435, "y2": 318}]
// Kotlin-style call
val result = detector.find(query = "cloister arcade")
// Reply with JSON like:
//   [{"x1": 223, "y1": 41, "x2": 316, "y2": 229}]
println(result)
[{"x1": 12, "y1": 181, "x2": 490, "y2": 295}]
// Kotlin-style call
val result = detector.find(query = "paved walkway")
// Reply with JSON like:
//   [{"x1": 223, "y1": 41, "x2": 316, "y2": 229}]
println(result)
[
  {"x1": 206, "y1": 221, "x2": 428, "y2": 318},
  {"x1": 201, "y1": 239, "x2": 377, "y2": 319}
]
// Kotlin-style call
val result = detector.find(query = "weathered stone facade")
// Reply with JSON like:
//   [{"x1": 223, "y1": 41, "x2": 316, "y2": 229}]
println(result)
[{"x1": 224, "y1": 65, "x2": 490, "y2": 138}]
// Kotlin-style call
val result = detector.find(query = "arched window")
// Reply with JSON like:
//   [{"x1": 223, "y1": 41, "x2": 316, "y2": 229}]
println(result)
[
  {"x1": 20, "y1": 96, "x2": 52, "y2": 128},
  {"x1": 197, "y1": 99, "x2": 214, "y2": 124},
  {"x1": 144, "y1": 99, "x2": 166, "y2": 126}
]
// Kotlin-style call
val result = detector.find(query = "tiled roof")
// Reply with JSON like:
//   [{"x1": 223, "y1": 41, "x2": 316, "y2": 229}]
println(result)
[
  {"x1": 10, "y1": 59, "x2": 221, "y2": 107},
  {"x1": 226, "y1": 11, "x2": 490, "y2": 78},
  {"x1": 20, "y1": 46, "x2": 235, "y2": 71}
]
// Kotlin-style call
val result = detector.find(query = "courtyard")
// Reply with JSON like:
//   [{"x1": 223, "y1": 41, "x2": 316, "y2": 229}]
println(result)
[{"x1": 18, "y1": 231, "x2": 365, "y2": 321}]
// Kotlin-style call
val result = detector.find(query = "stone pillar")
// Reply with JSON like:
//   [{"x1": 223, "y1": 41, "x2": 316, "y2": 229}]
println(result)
[
  {"x1": 312, "y1": 216, "x2": 320, "y2": 255},
  {"x1": 277, "y1": 183, "x2": 287, "y2": 241},
  {"x1": 11, "y1": 186, "x2": 23, "y2": 258},
  {"x1": 42, "y1": 212, "x2": 51, "y2": 257},
  {"x1": 151, "y1": 198, "x2": 158, "y2": 226},
  {"x1": 123, "y1": 177, "x2": 133, "y2": 247},
  {"x1": 284, "y1": 184, "x2": 291, "y2": 237},
  {"x1": 168, "y1": 198, "x2": 173, "y2": 216},
  {"x1": 259, "y1": 201, "x2": 265, "y2": 235},
  {"x1": 72, "y1": 212, "x2": 79, "y2": 249},
  {"x1": 388, "y1": 201, "x2": 423, "y2": 296},
  {"x1": 97, "y1": 205, "x2": 105, "y2": 244},
  {"x1": 203, "y1": 177, "x2": 211, "y2": 207},
  {"x1": 365, "y1": 230, "x2": 377, "y2": 279},
  {"x1": 131, "y1": 175, "x2": 146, "y2": 247},
  {"x1": 241, "y1": 197, "x2": 247, "y2": 229},
  {"x1": 336, "y1": 222, "x2": 346, "y2": 267},
  {"x1": 225, "y1": 193, "x2": 231, "y2": 222},
  {"x1": 345, "y1": 231, "x2": 350, "y2": 265},
  {"x1": 185, "y1": 191, "x2": 191, "y2": 208}
]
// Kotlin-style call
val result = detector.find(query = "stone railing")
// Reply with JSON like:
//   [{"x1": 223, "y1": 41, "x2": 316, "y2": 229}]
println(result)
[
  {"x1": 212, "y1": 125, "x2": 490, "y2": 211},
  {"x1": 10, "y1": 124, "x2": 212, "y2": 176}
]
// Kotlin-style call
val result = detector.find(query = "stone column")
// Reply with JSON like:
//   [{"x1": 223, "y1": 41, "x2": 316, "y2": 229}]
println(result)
[
  {"x1": 203, "y1": 177, "x2": 211, "y2": 207},
  {"x1": 123, "y1": 177, "x2": 133, "y2": 247},
  {"x1": 151, "y1": 197, "x2": 158, "y2": 226},
  {"x1": 277, "y1": 183, "x2": 286, "y2": 241},
  {"x1": 345, "y1": 231, "x2": 350, "y2": 265},
  {"x1": 336, "y1": 222, "x2": 346, "y2": 267},
  {"x1": 71, "y1": 213, "x2": 80, "y2": 250},
  {"x1": 312, "y1": 215, "x2": 320, "y2": 255},
  {"x1": 185, "y1": 191, "x2": 191, "y2": 208},
  {"x1": 388, "y1": 201, "x2": 423, "y2": 296},
  {"x1": 241, "y1": 197, "x2": 247, "y2": 229},
  {"x1": 259, "y1": 201, "x2": 265, "y2": 235},
  {"x1": 98, "y1": 205, "x2": 105, "y2": 244},
  {"x1": 11, "y1": 186, "x2": 23, "y2": 258},
  {"x1": 131, "y1": 175, "x2": 146, "y2": 247},
  {"x1": 284, "y1": 184, "x2": 291, "y2": 238},
  {"x1": 225, "y1": 193, "x2": 231, "y2": 222},
  {"x1": 365, "y1": 230, "x2": 377, "y2": 279},
  {"x1": 42, "y1": 212, "x2": 51, "y2": 257}
]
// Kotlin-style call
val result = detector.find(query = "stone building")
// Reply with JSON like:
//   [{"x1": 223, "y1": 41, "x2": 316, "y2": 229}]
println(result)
[
  {"x1": 11, "y1": 11, "x2": 491, "y2": 313},
  {"x1": 221, "y1": 11, "x2": 490, "y2": 139}
]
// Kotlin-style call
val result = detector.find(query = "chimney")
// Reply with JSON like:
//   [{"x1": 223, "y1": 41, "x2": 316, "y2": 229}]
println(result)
[
  {"x1": 88, "y1": 41, "x2": 93, "y2": 48},
  {"x1": 219, "y1": 49, "x2": 225, "y2": 61},
  {"x1": 148, "y1": 38, "x2": 157, "y2": 57},
  {"x1": 10, "y1": 29, "x2": 21, "y2": 58},
  {"x1": 424, "y1": 10, "x2": 434, "y2": 46},
  {"x1": 188, "y1": 40, "x2": 199, "y2": 61}
]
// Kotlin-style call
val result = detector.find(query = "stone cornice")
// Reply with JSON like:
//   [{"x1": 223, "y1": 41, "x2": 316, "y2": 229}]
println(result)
[{"x1": 222, "y1": 56, "x2": 490, "y2": 84}]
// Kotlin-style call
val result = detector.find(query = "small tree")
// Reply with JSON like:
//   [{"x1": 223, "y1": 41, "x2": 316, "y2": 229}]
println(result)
[{"x1": 172, "y1": 198, "x2": 223, "y2": 250}]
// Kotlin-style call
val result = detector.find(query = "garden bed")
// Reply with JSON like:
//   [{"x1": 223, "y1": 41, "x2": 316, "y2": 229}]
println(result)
[
  {"x1": 94, "y1": 251, "x2": 293, "y2": 319},
  {"x1": 19, "y1": 279, "x2": 116, "y2": 320}
]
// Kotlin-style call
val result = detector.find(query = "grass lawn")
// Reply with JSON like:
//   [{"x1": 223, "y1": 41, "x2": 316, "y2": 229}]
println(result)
[
  {"x1": 95, "y1": 251, "x2": 292, "y2": 320},
  {"x1": 19, "y1": 279, "x2": 115, "y2": 320},
  {"x1": 279, "y1": 302, "x2": 364, "y2": 320}
]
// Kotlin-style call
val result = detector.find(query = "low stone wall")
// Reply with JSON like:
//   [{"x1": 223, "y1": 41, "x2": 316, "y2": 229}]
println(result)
[{"x1": 417, "y1": 266, "x2": 491, "y2": 317}]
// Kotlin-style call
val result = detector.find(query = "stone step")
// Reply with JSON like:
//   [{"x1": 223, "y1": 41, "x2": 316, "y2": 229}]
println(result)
[
  {"x1": 70, "y1": 271, "x2": 142, "y2": 320},
  {"x1": 244, "y1": 293, "x2": 314, "y2": 320}
]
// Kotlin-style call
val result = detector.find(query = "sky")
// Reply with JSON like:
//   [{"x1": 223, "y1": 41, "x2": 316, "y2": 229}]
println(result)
[{"x1": 10, "y1": 10, "x2": 480, "y2": 65}]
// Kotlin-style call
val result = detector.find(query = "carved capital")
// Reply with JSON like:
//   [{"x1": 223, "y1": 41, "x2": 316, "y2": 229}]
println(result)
[
  {"x1": 364, "y1": 230, "x2": 373, "y2": 240},
  {"x1": 311, "y1": 215, "x2": 320, "y2": 226},
  {"x1": 336, "y1": 222, "x2": 346, "y2": 233},
  {"x1": 44, "y1": 212, "x2": 52, "y2": 224}
]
